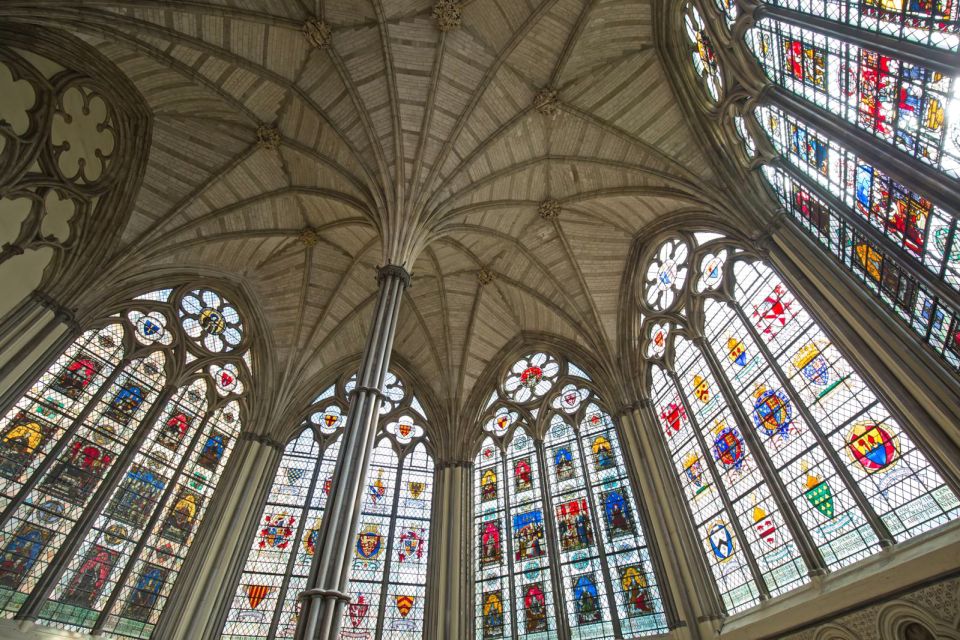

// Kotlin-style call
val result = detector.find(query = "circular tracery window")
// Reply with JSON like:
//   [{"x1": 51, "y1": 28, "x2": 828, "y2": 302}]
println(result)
[
  {"x1": 178, "y1": 289, "x2": 243, "y2": 353},
  {"x1": 685, "y1": 4, "x2": 722, "y2": 101},
  {"x1": 645, "y1": 238, "x2": 689, "y2": 310},
  {"x1": 504, "y1": 353, "x2": 560, "y2": 404}
]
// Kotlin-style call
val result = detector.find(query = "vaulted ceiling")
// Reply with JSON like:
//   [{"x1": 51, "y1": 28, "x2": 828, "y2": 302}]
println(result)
[{"x1": 1, "y1": 0, "x2": 771, "y2": 444}]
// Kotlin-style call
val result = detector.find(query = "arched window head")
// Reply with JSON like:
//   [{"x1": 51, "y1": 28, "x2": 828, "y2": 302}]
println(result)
[
  {"x1": 684, "y1": 3, "x2": 723, "y2": 102},
  {"x1": 0, "y1": 284, "x2": 251, "y2": 637},
  {"x1": 222, "y1": 370, "x2": 435, "y2": 640},
  {"x1": 640, "y1": 232, "x2": 959, "y2": 614},
  {"x1": 474, "y1": 353, "x2": 668, "y2": 639}
]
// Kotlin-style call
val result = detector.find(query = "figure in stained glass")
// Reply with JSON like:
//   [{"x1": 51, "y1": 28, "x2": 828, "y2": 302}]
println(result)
[
  {"x1": 513, "y1": 510, "x2": 545, "y2": 560},
  {"x1": 482, "y1": 590, "x2": 504, "y2": 638},
  {"x1": 122, "y1": 564, "x2": 166, "y2": 621},
  {"x1": 620, "y1": 566, "x2": 652, "y2": 616},
  {"x1": 105, "y1": 384, "x2": 145, "y2": 425},
  {"x1": 0, "y1": 523, "x2": 50, "y2": 588},
  {"x1": 197, "y1": 432, "x2": 227, "y2": 471},
  {"x1": 479, "y1": 521, "x2": 502, "y2": 566},
  {"x1": 160, "y1": 488, "x2": 201, "y2": 544},
  {"x1": 480, "y1": 469, "x2": 497, "y2": 503},
  {"x1": 52, "y1": 358, "x2": 99, "y2": 399},
  {"x1": 553, "y1": 447, "x2": 575, "y2": 481},
  {"x1": 523, "y1": 583, "x2": 547, "y2": 632},
  {"x1": 0, "y1": 412, "x2": 54, "y2": 480},
  {"x1": 43, "y1": 439, "x2": 112, "y2": 502},
  {"x1": 109, "y1": 463, "x2": 165, "y2": 527},
  {"x1": 572, "y1": 575, "x2": 601, "y2": 624},
  {"x1": 601, "y1": 490, "x2": 634, "y2": 538},
  {"x1": 157, "y1": 412, "x2": 191, "y2": 451},
  {"x1": 62, "y1": 545, "x2": 119, "y2": 608},
  {"x1": 592, "y1": 436, "x2": 614, "y2": 470},
  {"x1": 555, "y1": 499, "x2": 593, "y2": 552},
  {"x1": 514, "y1": 458, "x2": 532, "y2": 493}
]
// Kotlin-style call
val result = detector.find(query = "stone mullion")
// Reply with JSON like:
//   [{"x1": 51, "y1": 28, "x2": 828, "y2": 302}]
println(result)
[
  {"x1": 0, "y1": 357, "x2": 130, "y2": 528},
  {"x1": 744, "y1": 1, "x2": 960, "y2": 76},
  {"x1": 90, "y1": 406, "x2": 217, "y2": 634},
  {"x1": 693, "y1": 336, "x2": 828, "y2": 576},
  {"x1": 569, "y1": 420, "x2": 623, "y2": 638},
  {"x1": 631, "y1": 402, "x2": 726, "y2": 622},
  {"x1": 17, "y1": 382, "x2": 178, "y2": 621},
  {"x1": 266, "y1": 439, "x2": 327, "y2": 640},
  {"x1": 533, "y1": 438, "x2": 572, "y2": 640},
  {"x1": 665, "y1": 370, "x2": 770, "y2": 600},
  {"x1": 498, "y1": 446, "x2": 519, "y2": 640},
  {"x1": 727, "y1": 302, "x2": 896, "y2": 547},
  {"x1": 373, "y1": 450, "x2": 407, "y2": 639},
  {"x1": 763, "y1": 86, "x2": 960, "y2": 216},
  {"x1": 773, "y1": 158, "x2": 960, "y2": 315}
]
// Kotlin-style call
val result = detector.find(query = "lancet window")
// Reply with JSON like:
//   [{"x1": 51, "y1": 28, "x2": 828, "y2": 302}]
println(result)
[
  {"x1": 641, "y1": 232, "x2": 959, "y2": 613},
  {"x1": 221, "y1": 372, "x2": 435, "y2": 640},
  {"x1": 473, "y1": 354, "x2": 668, "y2": 639},
  {"x1": 0, "y1": 286, "x2": 250, "y2": 637}
]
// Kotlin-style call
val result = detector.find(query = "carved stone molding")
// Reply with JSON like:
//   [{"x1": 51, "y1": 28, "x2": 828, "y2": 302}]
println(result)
[{"x1": 432, "y1": 1, "x2": 463, "y2": 32}]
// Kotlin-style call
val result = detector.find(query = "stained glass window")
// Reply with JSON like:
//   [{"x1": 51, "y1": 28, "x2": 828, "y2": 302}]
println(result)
[
  {"x1": 640, "y1": 232, "x2": 960, "y2": 614},
  {"x1": 221, "y1": 372, "x2": 435, "y2": 640},
  {"x1": 473, "y1": 354, "x2": 668, "y2": 639},
  {"x1": 696, "y1": 0, "x2": 960, "y2": 373},
  {"x1": 0, "y1": 286, "x2": 250, "y2": 638},
  {"x1": 685, "y1": 3, "x2": 723, "y2": 101}
]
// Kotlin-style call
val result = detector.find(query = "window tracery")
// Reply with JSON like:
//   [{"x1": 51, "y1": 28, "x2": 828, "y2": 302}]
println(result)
[
  {"x1": 221, "y1": 371, "x2": 434, "y2": 640},
  {"x1": 640, "y1": 232, "x2": 959, "y2": 614},
  {"x1": 474, "y1": 354, "x2": 668, "y2": 639},
  {"x1": 0, "y1": 285, "x2": 250, "y2": 637}
]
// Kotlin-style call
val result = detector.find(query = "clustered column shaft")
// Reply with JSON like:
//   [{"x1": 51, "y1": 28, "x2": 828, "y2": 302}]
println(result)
[{"x1": 295, "y1": 265, "x2": 410, "y2": 640}]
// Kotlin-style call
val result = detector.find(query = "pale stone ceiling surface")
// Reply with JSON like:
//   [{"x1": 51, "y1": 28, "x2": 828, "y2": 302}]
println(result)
[{"x1": 1, "y1": 0, "x2": 766, "y2": 447}]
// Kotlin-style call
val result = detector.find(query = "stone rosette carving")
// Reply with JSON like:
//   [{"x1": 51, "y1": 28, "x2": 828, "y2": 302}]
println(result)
[
  {"x1": 256, "y1": 124, "x2": 281, "y2": 151},
  {"x1": 538, "y1": 199, "x2": 561, "y2": 220},
  {"x1": 298, "y1": 227, "x2": 320, "y2": 248},
  {"x1": 533, "y1": 87, "x2": 559, "y2": 118},
  {"x1": 477, "y1": 268, "x2": 496, "y2": 286},
  {"x1": 433, "y1": 1, "x2": 463, "y2": 32},
  {"x1": 304, "y1": 18, "x2": 332, "y2": 49}
]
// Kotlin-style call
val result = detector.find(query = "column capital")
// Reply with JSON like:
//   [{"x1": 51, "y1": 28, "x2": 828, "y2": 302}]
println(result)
[
  {"x1": 239, "y1": 431, "x2": 284, "y2": 451},
  {"x1": 377, "y1": 264, "x2": 412, "y2": 289},
  {"x1": 299, "y1": 588, "x2": 352, "y2": 603}
]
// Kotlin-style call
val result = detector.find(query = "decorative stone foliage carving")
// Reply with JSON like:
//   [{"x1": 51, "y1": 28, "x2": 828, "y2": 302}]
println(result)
[
  {"x1": 533, "y1": 87, "x2": 559, "y2": 117},
  {"x1": 303, "y1": 17, "x2": 332, "y2": 50},
  {"x1": 477, "y1": 268, "x2": 496, "y2": 286},
  {"x1": 433, "y1": 1, "x2": 463, "y2": 32},
  {"x1": 538, "y1": 199, "x2": 560, "y2": 220},
  {"x1": 256, "y1": 124, "x2": 281, "y2": 151},
  {"x1": 298, "y1": 227, "x2": 320, "y2": 248}
]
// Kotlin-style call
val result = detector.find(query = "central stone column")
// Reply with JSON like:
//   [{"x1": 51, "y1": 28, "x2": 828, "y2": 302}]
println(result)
[{"x1": 296, "y1": 265, "x2": 411, "y2": 640}]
